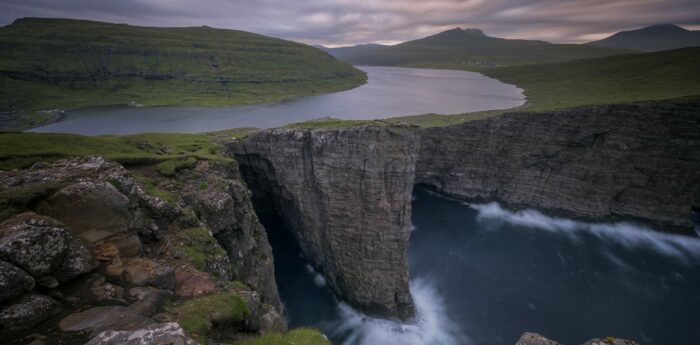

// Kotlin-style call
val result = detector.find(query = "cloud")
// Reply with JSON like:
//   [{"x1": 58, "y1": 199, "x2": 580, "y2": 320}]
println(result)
[{"x1": 1, "y1": 0, "x2": 699, "y2": 46}]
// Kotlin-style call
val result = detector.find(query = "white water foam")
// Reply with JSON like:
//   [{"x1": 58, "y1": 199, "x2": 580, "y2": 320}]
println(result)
[
  {"x1": 326, "y1": 279, "x2": 466, "y2": 345},
  {"x1": 469, "y1": 202, "x2": 700, "y2": 265}
]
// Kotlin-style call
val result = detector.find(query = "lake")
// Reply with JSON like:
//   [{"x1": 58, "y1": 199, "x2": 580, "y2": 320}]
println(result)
[
  {"x1": 28, "y1": 66, "x2": 524, "y2": 135},
  {"x1": 266, "y1": 187, "x2": 700, "y2": 345}
]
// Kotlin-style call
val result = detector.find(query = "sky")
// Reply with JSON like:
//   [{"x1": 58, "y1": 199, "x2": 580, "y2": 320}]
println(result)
[{"x1": 1, "y1": 0, "x2": 699, "y2": 46}]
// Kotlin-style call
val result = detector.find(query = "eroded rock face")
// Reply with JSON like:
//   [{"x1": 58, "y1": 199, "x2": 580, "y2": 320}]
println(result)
[
  {"x1": 418, "y1": 100, "x2": 700, "y2": 230},
  {"x1": 179, "y1": 160, "x2": 280, "y2": 308},
  {"x1": 516, "y1": 332, "x2": 561, "y2": 345},
  {"x1": 232, "y1": 125, "x2": 419, "y2": 320}
]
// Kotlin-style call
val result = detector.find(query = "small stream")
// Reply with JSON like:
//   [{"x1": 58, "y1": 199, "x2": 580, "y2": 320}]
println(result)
[{"x1": 264, "y1": 187, "x2": 700, "y2": 345}]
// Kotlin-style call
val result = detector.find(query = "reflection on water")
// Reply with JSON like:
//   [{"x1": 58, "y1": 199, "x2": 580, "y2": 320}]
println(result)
[
  {"x1": 28, "y1": 66, "x2": 524, "y2": 135},
  {"x1": 265, "y1": 187, "x2": 700, "y2": 345}
]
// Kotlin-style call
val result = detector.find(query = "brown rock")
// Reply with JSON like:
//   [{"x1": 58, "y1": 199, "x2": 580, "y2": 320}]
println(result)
[
  {"x1": 114, "y1": 234, "x2": 143, "y2": 258},
  {"x1": 121, "y1": 258, "x2": 175, "y2": 290},
  {"x1": 59, "y1": 305, "x2": 153, "y2": 337},
  {"x1": 174, "y1": 267, "x2": 216, "y2": 298},
  {"x1": 516, "y1": 332, "x2": 561, "y2": 345},
  {"x1": 37, "y1": 181, "x2": 131, "y2": 240}
]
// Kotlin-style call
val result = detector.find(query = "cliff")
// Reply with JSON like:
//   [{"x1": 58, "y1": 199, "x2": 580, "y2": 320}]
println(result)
[
  {"x1": 417, "y1": 98, "x2": 700, "y2": 230},
  {"x1": 231, "y1": 125, "x2": 419, "y2": 320}
]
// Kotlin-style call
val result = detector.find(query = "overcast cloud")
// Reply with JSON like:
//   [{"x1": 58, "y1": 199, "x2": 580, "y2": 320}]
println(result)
[{"x1": 1, "y1": 0, "x2": 699, "y2": 46}]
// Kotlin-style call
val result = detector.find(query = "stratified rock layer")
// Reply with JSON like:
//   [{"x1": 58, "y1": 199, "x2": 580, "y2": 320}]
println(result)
[
  {"x1": 232, "y1": 125, "x2": 419, "y2": 320},
  {"x1": 418, "y1": 99, "x2": 700, "y2": 230}
]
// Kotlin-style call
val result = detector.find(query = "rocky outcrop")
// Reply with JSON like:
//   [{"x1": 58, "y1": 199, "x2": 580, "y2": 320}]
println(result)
[
  {"x1": 0, "y1": 156, "x2": 285, "y2": 343},
  {"x1": 85, "y1": 322, "x2": 198, "y2": 345},
  {"x1": 232, "y1": 125, "x2": 419, "y2": 320},
  {"x1": 515, "y1": 332, "x2": 638, "y2": 345},
  {"x1": 418, "y1": 99, "x2": 700, "y2": 230}
]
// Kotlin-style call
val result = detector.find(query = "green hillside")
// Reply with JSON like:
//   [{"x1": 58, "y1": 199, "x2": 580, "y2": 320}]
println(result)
[
  {"x1": 587, "y1": 24, "x2": 700, "y2": 52},
  {"x1": 0, "y1": 18, "x2": 366, "y2": 129},
  {"x1": 483, "y1": 47, "x2": 700, "y2": 110},
  {"x1": 329, "y1": 28, "x2": 632, "y2": 70}
]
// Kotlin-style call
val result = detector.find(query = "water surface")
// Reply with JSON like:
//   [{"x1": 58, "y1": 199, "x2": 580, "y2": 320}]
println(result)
[
  {"x1": 29, "y1": 66, "x2": 524, "y2": 135},
  {"x1": 267, "y1": 187, "x2": 700, "y2": 345}
]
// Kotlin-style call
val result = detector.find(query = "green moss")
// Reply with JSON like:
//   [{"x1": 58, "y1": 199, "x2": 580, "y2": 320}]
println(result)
[
  {"x1": 235, "y1": 328, "x2": 332, "y2": 345},
  {"x1": 156, "y1": 157, "x2": 198, "y2": 177},
  {"x1": 170, "y1": 292, "x2": 249, "y2": 340},
  {"x1": 132, "y1": 174, "x2": 176, "y2": 204},
  {"x1": 173, "y1": 227, "x2": 226, "y2": 272},
  {"x1": 198, "y1": 182, "x2": 208, "y2": 190}
]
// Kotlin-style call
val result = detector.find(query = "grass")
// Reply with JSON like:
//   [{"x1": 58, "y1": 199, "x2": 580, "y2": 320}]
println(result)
[
  {"x1": 235, "y1": 328, "x2": 332, "y2": 345},
  {"x1": 168, "y1": 291, "x2": 249, "y2": 340},
  {"x1": 173, "y1": 227, "x2": 227, "y2": 271},
  {"x1": 0, "y1": 17, "x2": 366, "y2": 130},
  {"x1": 483, "y1": 47, "x2": 700, "y2": 111},
  {"x1": 0, "y1": 132, "x2": 226, "y2": 171}
]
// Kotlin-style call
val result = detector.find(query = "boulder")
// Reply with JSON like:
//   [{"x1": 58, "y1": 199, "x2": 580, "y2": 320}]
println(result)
[
  {"x1": 174, "y1": 267, "x2": 216, "y2": 298},
  {"x1": 128, "y1": 287, "x2": 170, "y2": 317},
  {"x1": 59, "y1": 305, "x2": 153, "y2": 337},
  {"x1": 0, "y1": 260, "x2": 35, "y2": 302},
  {"x1": 85, "y1": 322, "x2": 198, "y2": 345},
  {"x1": 583, "y1": 337, "x2": 639, "y2": 345},
  {"x1": 37, "y1": 181, "x2": 130, "y2": 242},
  {"x1": 0, "y1": 294, "x2": 61, "y2": 331},
  {"x1": 0, "y1": 213, "x2": 96, "y2": 284},
  {"x1": 516, "y1": 332, "x2": 561, "y2": 345},
  {"x1": 90, "y1": 278, "x2": 128, "y2": 305},
  {"x1": 121, "y1": 258, "x2": 175, "y2": 290}
]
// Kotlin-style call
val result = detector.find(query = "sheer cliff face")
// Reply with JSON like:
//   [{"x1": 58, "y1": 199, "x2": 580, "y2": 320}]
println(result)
[
  {"x1": 232, "y1": 125, "x2": 419, "y2": 320},
  {"x1": 417, "y1": 99, "x2": 700, "y2": 230}
]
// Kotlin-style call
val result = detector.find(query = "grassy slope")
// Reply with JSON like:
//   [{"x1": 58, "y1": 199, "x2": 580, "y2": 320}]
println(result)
[
  {"x1": 586, "y1": 24, "x2": 700, "y2": 52},
  {"x1": 332, "y1": 28, "x2": 631, "y2": 71},
  {"x1": 0, "y1": 18, "x2": 366, "y2": 128},
  {"x1": 483, "y1": 47, "x2": 700, "y2": 111}
]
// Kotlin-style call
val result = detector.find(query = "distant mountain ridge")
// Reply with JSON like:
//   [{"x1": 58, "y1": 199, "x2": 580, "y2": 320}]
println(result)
[
  {"x1": 0, "y1": 17, "x2": 366, "y2": 130},
  {"x1": 326, "y1": 27, "x2": 632, "y2": 70},
  {"x1": 587, "y1": 24, "x2": 700, "y2": 52}
]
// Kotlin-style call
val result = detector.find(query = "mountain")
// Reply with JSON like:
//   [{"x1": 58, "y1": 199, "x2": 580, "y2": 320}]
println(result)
[
  {"x1": 0, "y1": 18, "x2": 366, "y2": 129},
  {"x1": 327, "y1": 27, "x2": 632, "y2": 70},
  {"x1": 587, "y1": 24, "x2": 700, "y2": 52},
  {"x1": 323, "y1": 43, "x2": 387, "y2": 57}
]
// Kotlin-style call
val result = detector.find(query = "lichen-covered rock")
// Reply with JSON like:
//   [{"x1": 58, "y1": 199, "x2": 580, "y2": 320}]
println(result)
[
  {"x1": 0, "y1": 212, "x2": 96, "y2": 284},
  {"x1": 37, "y1": 181, "x2": 131, "y2": 240},
  {"x1": 516, "y1": 332, "x2": 561, "y2": 345},
  {"x1": 418, "y1": 99, "x2": 700, "y2": 230},
  {"x1": 583, "y1": 337, "x2": 639, "y2": 345},
  {"x1": 232, "y1": 125, "x2": 419, "y2": 320},
  {"x1": 90, "y1": 278, "x2": 128, "y2": 305},
  {"x1": 85, "y1": 322, "x2": 198, "y2": 345},
  {"x1": 0, "y1": 294, "x2": 60, "y2": 331},
  {"x1": 128, "y1": 287, "x2": 170, "y2": 317},
  {"x1": 0, "y1": 261, "x2": 34, "y2": 302},
  {"x1": 59, "y1": 305, "x2": 154, "y2": 337},
  {"x1": 121, "y1": 258, "x2": 175, "y2": 290}
]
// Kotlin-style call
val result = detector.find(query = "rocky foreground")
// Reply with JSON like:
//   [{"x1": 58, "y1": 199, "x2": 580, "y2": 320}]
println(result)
[{"x1": 0, "y1": 156, "x2": 287, "y2": 344}]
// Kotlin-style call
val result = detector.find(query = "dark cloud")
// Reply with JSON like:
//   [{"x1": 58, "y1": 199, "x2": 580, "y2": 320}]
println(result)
[{"x1": 1, "y1": 0, "x2": 699, "y2": 46}]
